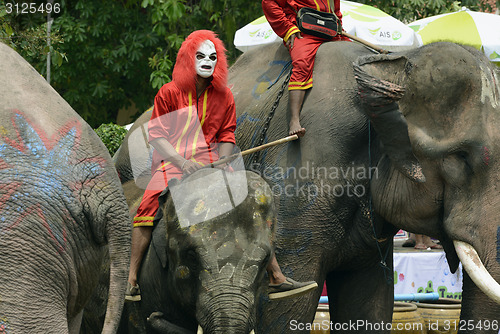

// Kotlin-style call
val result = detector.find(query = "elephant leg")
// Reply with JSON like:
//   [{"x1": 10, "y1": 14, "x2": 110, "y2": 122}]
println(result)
[
  {"x1": 459, "y1": 272, "x2": 500, "y2": 334},
  {"x1": 68, "y1": 310, "x2": 83, "y2": 334},
  {"x1": 327, "y1": 259, "x2": 393, "y2": 333}
]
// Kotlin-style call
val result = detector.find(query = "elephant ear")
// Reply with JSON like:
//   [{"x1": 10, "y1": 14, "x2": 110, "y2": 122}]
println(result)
[{"x1": 353, "y1": 54, "x2": 426, "y2": 183}]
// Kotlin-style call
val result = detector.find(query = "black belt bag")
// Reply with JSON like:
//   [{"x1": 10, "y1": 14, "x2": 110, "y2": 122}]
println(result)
[{"x1": 296, "y1": 7, "x2": 341, "y2": 40}]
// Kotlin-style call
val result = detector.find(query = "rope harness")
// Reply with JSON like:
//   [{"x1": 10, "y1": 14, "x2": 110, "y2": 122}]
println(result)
[
  {"x1": 368, "y1": 121, "x2": 393, "y2": 285},
  {"x1": 250, "y1": 61, "x2": 292, "y2": 167}
]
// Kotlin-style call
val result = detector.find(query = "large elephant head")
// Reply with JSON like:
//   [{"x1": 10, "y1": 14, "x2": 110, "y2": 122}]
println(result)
[
  {"x1": 141, "y1": 168, "x2": 275, "y2": 334},
  {"x1": 355, "y1": 42, "x2": 500, "y2": 322}
]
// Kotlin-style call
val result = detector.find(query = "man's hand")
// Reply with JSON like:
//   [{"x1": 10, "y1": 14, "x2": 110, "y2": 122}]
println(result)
[
  {"x1": 286, "y1": 32, "x2": 302, "y2": 50},
  {"x1": 214, "y1": 156, "x2": 234, "y2": 172},
  {"x1": 181, "y1": 159, "x2": 202, "y2": 176}
]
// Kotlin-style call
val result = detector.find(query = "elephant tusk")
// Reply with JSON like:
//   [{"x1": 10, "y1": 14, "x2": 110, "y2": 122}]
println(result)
[
  {"x1": 453, "y1": 240, "x2": 500, "y2": 304},
  {"x1": 250, "y1": 331, "x2": 255, "y2": 334}
]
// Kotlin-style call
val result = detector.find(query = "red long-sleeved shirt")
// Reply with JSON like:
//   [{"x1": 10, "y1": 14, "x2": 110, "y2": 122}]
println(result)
[
  {"x1": 148, "y1": 81, "x2": 236, "y2": 176},
  {"x1": 262, "y1": 0, "x2": 344, "y2": 42}
]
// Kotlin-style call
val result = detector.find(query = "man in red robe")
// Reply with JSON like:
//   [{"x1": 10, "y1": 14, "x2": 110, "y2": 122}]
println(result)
[
  {"x1": 262, "y1": 0, "x2": 350, "y2": 136},
  {"x1": 126, "y1": 30, "x2": 317, "y2": 302}
]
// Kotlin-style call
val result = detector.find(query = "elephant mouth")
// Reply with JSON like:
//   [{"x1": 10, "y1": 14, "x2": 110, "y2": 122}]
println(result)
[
  {"x1": 453, "y1": 240, "x2": 500, "y2": 304},
  {"x1": 197, "y1": 325, "x2": 255, "y2": 334}
]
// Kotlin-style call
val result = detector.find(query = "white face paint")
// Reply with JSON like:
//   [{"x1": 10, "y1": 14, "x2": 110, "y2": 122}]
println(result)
[{"x1": 195, "y1": 40, "x2": 217, "y2": 78}]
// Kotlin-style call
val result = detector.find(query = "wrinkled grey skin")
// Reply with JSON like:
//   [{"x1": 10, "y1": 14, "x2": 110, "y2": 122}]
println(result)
[
  {"x1": 118, "y1": 169, "x2": 275, "y2": 334},
  {"x1": 0, "y1": 42, "x2": 131, "y2": 333},
  {"x1": 228, "y1": 41, "x2": 500, "y2": 333}
]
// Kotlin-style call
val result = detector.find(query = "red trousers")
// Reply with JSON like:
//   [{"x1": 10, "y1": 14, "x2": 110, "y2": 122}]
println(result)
[
  {"x1": 288, "y1": 34, "x2": 326, "y2": 91},
  {"x1": 132, "y1": 170, "x2": 182, "y2": 227}
]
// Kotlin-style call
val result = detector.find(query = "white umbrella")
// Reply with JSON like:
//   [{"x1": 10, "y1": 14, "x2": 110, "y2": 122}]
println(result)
[
  {"x1": 408, "y1": 8, "x2": 500, "y2": 65},
  {"x1": 233, "y1": 0, "x2": 419, "y2": 52},
  {"x1": 341, "y1": 0, "x2": 418, "y2": 48},
  {"x1": 233, "y1": 16, "x2": 279, "y2": 53}
]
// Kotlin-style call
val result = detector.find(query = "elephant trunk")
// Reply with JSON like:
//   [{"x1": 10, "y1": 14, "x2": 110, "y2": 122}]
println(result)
[
  {"x1": 101, "y1": 209, "x2": 132, "y2": 333},
  {"x1": 197, "y1": 288, "x2": 255, "y2": 334},
  {"x1": 453, "y1": 240, "x2": 500, "y2": 304}
]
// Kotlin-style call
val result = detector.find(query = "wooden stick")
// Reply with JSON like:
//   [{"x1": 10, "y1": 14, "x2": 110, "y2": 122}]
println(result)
[
  {"x1": 209, "y1": 134, "x2": 299, "y2": 168},
  {"x1": 342, "y1": 31, "x2": 390, "y2": 54}
]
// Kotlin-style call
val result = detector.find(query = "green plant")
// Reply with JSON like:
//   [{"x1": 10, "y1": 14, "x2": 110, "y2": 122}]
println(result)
[{"x1": 94, "y1": 123, "x2": 128, "y2": 156}]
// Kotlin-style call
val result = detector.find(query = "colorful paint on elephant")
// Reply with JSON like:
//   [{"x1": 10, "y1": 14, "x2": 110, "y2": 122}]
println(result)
[
  {"x1": 251, "y1": 60, "x2": 291, "y2": 99},
  {"x1": 0, "y1": 317, "x2": 9, "y2": 334},
  {"x1": 0, "y1": 112, "x2": 105, "y2": 253}
]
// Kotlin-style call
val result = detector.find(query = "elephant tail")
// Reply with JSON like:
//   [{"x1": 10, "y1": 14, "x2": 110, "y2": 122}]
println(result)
[{"x1": 101, "y1": 207, "x2": 132, "y2": 334}]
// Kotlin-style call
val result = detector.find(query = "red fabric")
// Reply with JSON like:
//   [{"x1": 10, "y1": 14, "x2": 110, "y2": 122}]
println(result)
[
  {"x1": 262, "y1": 0, "x2": 350, "y2": 89},
  {"x1": 148, "y1": 82, "x2": 236, "y2": 175},
  {"x1": 288, "y1": 34, "x2": 324, "y2": 90},
  {"x1": 262, "y1": 0, "x2": 345, "y2": 41},
  {"x1": 132, "y1": 171, "x2": 175, "y2": 227}
]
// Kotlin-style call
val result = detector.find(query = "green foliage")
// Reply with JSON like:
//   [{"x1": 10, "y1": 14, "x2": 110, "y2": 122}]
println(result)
[
  {"x1": 1, "y1": 0, "x2": 159, "y2": 128},
  {"x1": 3, "y1": 0, "x2": 497, "y2": 129},
  {"x1": 142, "y1": 0, "x2": 263, "y2": 89},
  {"x1": 94, "y1": 123, "x2": 128, "y2": 156},
  {"x1": 356, "y1": 0, "x2": 497, "y2": 23},
  {"x1": 0, "y1": 0, "x2": 264, "y2": 128}
]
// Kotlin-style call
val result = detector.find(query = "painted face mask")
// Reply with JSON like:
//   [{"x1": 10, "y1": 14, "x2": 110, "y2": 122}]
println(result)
[{"x1": 195, "y1": 40, "x2": 217, "y2": 78}]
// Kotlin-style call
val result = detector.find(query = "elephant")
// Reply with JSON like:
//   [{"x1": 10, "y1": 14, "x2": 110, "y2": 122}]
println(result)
[
  {"x1": 113, "y1": 164, "x2": 276, "y2": 333},
  {"x1": 225, "y1": 40, "x2": 500, "y2": 333},
  {"x1": 0, "y1": 42, "x2": 131, "y2": 333}
]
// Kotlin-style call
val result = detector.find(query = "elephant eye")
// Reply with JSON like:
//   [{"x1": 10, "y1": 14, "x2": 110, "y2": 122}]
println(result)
[
  {"x1": 185, "y1": 249, "x2": 198, "y2": 263},
  {"x1": 456, "y1": 151, "x2": 473, "y2": 173}
]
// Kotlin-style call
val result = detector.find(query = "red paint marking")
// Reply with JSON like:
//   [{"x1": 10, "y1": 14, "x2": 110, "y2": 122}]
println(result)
[
  {"x1": 2, "y1": 110, "x2": 81, "y2": 155},
  {"x1": 483, "y1": 146, "x2": 490, "y2": 165},
  {"x1": 0, "y1": 182, "x2": 21, "y2": 210},
  {"x1": 399, "y1": 273, "x2": 405, "y2": 281}
]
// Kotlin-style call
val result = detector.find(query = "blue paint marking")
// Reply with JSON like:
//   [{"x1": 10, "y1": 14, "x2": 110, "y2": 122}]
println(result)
[
  {"x1": 0, "y1": 113, "x2": 105, "y2": 251},
  {"x1": 497, "y1": 226, "x2": 500, "y2": 265},
  {"x1": 251, "y1": 60, "x2": 291, "y2": 99},
  {"x1": 235, "y1": 112, "x2": 261, "y2": 130}
]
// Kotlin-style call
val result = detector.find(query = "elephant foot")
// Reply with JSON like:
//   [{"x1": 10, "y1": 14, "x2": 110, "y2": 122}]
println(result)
[{"x1": 268, "y1": 277, "x2": 318, "y2": 300}]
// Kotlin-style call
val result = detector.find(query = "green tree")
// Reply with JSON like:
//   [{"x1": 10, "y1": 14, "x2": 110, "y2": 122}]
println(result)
[
  {"x1": 1, "y1": 0, "x2": 160, "y2": 127},
  {"x1": 0, "y1": 0, "x2": 264, "y2": 127},
  {"x1": 356, "y1": 0, "x2": 498, "y2": 23}
]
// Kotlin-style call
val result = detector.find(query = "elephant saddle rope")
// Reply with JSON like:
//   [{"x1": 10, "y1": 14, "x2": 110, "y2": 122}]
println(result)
[{"x1": 296, "y1": 7, "x2": 341, "y2": 39}]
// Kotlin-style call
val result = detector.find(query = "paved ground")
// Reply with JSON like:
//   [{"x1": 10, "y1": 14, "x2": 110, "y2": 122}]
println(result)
[{"x1": 393, "y1": 238, "x2": 445, "y2": 253}]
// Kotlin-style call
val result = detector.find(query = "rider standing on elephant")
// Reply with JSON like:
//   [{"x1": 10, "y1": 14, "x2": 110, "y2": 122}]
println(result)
[
  {"x1": 262, "y1": 0, "x2": 350, "y2": 136},
  {"x1": 126, "y1": 30, "x2": 317, "y2": 302}
]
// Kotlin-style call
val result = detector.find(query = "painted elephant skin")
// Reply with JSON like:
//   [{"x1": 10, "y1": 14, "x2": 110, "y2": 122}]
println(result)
[
  {"x1": 227, "y1": 41, "x2": 500, "y2": 333},
  {"x1": 0, "y1": 42, "x2": 131, "y2": 333},
  {"x1": 118, "y1": 168, "x2": 275, "y2": 334}
]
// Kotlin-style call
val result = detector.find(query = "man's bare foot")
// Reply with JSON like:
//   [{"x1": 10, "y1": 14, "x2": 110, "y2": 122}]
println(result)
[{"x1": 289, "y1": 120, "x2": 306, "y2": 137}]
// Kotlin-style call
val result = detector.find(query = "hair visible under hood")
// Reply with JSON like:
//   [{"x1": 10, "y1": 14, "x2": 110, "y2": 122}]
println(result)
[{"x1": 172, "y1": 30, "x2": 228, "y2": 93}]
